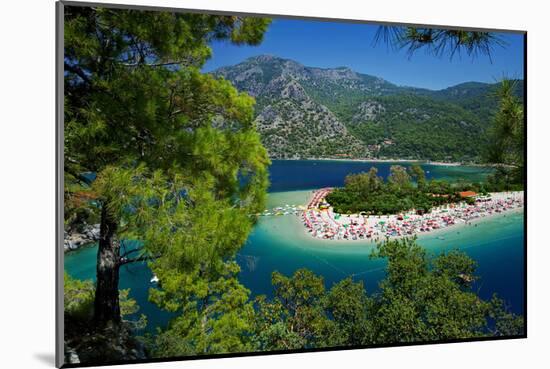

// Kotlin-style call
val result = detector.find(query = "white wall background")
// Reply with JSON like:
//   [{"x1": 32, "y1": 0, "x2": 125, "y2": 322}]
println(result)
[{"x1": 0, "y1": 0, "x2": 547, "y2": 368}]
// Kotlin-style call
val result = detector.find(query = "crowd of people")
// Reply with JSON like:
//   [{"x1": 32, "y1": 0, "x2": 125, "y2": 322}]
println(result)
[{"x1": 301, "y1": 189, "x2": 524, "y2": 241}]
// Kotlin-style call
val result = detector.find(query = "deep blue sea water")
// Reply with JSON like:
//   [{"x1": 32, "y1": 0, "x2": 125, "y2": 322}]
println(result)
[
  {"x1": 65, "y1": 160, "x2": 524, "y2": 332},
  {"x1": 267, "y1": 160, "x2": 494, "y2": 191}
]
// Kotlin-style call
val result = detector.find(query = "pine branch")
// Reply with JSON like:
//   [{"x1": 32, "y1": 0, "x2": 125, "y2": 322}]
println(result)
[
  {"x1": 119, "y1": 254, "x2": 160, "y2": 266},
  {"x1": 121, "y1": 56, "x2": 202, "y2": 68},
  {"x1": 119, "y1": 246, "x2": 145, "y2": 259},
  {"x1": 64, "y1": 62, "x2": 92, "y2": 84}
]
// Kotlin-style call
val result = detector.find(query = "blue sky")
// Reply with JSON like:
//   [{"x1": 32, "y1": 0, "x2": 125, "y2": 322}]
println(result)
[{"x1": 203, "y1": 18, "x2": 524, "y2": 90}]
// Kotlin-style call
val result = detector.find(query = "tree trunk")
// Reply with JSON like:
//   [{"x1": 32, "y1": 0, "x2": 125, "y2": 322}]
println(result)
[{"x1": 94, "y1": 204, "x2": 121, "y2": 326}]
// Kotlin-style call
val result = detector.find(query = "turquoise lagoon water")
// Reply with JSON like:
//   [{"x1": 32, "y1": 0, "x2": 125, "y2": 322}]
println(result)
[
  {"x1": 65, "y1": 160, "x2": 524, "y2": 331},
  {"x1": 239, "y1": 189, "x2": 524, "y2": 314}
]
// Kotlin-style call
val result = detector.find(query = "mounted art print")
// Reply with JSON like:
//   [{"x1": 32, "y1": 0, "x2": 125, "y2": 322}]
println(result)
[{"x1": 56, "y1": 1, "x2": 527, "y2": 367}]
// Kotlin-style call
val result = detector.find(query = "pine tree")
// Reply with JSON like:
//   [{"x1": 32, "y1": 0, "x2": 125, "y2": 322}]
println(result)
[
  {"x1": 485, "y1": 79, "x2": 525, "y2": 184},
  {"x1": 375, "y1": 26, "x2": 506, "y2": 61},
  {"x1": 64, "y1": 5, "x2": 271, "y2": 330}
]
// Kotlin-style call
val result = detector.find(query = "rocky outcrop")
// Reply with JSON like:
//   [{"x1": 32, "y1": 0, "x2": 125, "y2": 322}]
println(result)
[
  {"x1": 214, "y1": 57, "x2": 370, "y2": 159},
  {"x1": 253, "y1": 85, "x2": 367, "y2": 159},
  {"x1": 64, "y1": 224, "x2": 100, "y2": 251},
  {"x1": 352, "y1": 101, "x2": 386, "y2": 123},
  {"x1": 64, "y1": 342, "x2": 81, "y2": 364},
  {"x1": 64, "y1": 320, "x2": 147, "y2": 365},
  {"x1": 212, "y1": 55, "x2": 518, "y2": 161}
]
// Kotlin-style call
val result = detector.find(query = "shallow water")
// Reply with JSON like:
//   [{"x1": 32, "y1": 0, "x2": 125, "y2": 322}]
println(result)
[
  {"x1": 65, "y1": 160, "x2": 524, "y2": 332},
  {"x1": 64, "y1": 243, "x2": 175, "y2": 332},
  {"x1": 239, "y1": 189, "x2": 524, "y2": 315}
]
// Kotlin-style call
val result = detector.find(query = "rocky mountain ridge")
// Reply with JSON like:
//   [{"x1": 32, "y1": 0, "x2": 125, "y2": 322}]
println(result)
[{"x1": 213, "y1": 55, "x2": 523, "y2": 161}]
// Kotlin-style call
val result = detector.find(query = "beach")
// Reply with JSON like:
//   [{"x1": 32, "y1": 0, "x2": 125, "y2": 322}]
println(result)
[
  {"x1": 64, "y1": 161, "x2": 526, "y2": 333},
  {"x1": 261, "y1": 189, "x2": 524, "y2": 242},
  {"x1": 241, "y1": 187, "x2": 524, "y2": 311}
]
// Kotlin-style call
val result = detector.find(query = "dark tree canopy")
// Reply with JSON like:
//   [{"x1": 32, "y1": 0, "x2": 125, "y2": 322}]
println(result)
[
  {"x1": 248, "y1": 238, "x2": 523, "y2": 351},
  {"x1": 63, "y1": 4, "x2": 272, "y2": 345}
]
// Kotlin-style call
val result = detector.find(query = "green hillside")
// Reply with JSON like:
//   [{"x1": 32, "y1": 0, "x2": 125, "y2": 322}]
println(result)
[{"x1": 213, "y1": 55, "x2": 523, "y2": 162}]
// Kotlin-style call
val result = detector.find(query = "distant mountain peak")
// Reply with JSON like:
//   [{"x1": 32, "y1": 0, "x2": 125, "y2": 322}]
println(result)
[
  {"x1": 211, "y1": 55, "x2": 523, "y2": 161},
  {"x1": 245, "y1": 54, "x2": 283, "y2": 63}
]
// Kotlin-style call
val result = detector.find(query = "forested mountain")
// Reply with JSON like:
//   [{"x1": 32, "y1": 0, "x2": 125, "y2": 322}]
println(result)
[{"x1": 213, "y1": 55, "x2": 523, "y2": 162}]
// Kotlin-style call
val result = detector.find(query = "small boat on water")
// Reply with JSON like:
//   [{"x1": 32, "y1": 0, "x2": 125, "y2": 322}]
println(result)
[{"x1": 150, "y1": 275, "x2": 159, "y2": 284}]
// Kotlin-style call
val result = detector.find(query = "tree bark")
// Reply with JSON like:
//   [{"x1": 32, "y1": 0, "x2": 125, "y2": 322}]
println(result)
[{"x1": 94, "y1": 204, "x2": 121, "y2": 326}]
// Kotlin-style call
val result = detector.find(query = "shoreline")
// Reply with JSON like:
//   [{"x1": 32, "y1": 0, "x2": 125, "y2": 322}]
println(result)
[
  {"x1": 270, "y1": 157, "x2": 485, "y2": 167},
  {"x1": 412, "y1": 205, "x2": 524, "y2": 242},
  {"x1": 274, "y1": 203, "x2": 524, "y2": 251},
  {"x1": 64, "y1": 224, "x2": 100, "y2": 252},
  {"x1": 298, "y1": 190, "x2": 524, "y2": 242}
]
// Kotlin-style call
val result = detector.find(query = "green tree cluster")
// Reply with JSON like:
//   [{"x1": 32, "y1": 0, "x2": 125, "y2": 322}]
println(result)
[
  {"x1": 63, "y1": 5, "x2": 271, "y2": 356},
  {"x1": 249, "y1": 238, "x2": 523, "y2": 351},
  {"x1": 325, "y1": 163, "x2": 519, "y2": 215},
  {"x1": 64, "y1": 272, "x2": 146, "y2": 328},
  {"x1": 326, "y1": 165, "x2": 472, "y2": 215}
]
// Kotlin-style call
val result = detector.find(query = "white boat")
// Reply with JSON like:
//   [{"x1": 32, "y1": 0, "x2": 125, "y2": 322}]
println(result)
[{"x1": 150, "y1": 275, "x2": 159, "y2": 283}]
